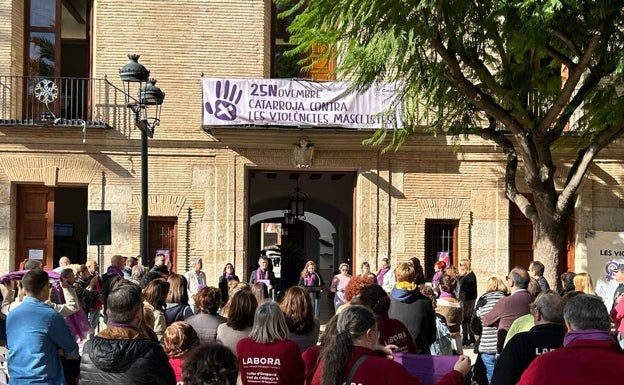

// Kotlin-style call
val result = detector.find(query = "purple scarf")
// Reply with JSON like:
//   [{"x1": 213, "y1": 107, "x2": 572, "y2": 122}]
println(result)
[
  {"x1": 225, "y1": 273, "x2": 233, "y2": 280},
  {"x1": 563, "y1": 329, "x2": 615, "y2": 346},
  {"x1": 305, "y1": 273, "x2": 318, "y2": 286},
  {"x1": 106, "y1": 265, "x2": 124, "y2": 278},
  {"x1": 53, "y1": 283, "x2": 90, "y2": 340},
  {"x1": 256, "y1": 268, "x2": 267, "y2": 281},
  {"x1": 439, "y1": 291, "x2": 454, "y2": 299},
  {"x1": 377, "y1": 267, "x2": 389, "y2": 286}
]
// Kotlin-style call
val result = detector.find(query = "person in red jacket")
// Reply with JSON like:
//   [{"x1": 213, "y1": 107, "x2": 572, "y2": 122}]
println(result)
[
  {"x1": 237, "y1": 300, "x2": 304, "y2": 385},
  {"x1": 352, "y1": 283, "x2": 417, "y2": 353},
  {"x1": 518, "y1": 293, "x2": 624, "y2": 385},
  {"x1": 311, "y1": 305, "x2": 470, "y2": 385}
]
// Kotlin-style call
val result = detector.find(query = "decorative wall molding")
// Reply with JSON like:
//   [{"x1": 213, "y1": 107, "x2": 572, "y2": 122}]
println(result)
[
  {"x1": 415, "y1": 198, "x2": 468, "y2": 218},
  {"x1": 133, "y1": 194, "x2": 187, "y2": 217},
  {"x1": 0, "y1": 156, "x2": 100, "y2": 186}
]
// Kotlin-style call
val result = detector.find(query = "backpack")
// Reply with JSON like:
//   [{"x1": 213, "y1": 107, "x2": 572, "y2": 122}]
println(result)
[{"x1": 430, "y1": 315, "x2": 453, "y2": 355}]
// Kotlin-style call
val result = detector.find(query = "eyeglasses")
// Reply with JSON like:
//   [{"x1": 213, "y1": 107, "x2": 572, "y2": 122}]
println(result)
[{"x1": 341, "y1": 268, "x2": 348, "y2": 272}]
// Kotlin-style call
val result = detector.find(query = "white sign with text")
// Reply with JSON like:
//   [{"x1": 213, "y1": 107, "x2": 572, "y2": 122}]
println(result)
[{"x1": 202, "y1": 78, "x2": 402, "y2": 129}]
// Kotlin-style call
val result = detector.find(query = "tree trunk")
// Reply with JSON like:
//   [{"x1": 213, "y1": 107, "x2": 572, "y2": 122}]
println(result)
[{"x1": 533, "y1": 225, "x2": 566, "y2": 290}]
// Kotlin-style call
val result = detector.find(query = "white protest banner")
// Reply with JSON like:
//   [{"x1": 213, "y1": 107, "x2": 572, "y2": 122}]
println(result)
[
  {"x1": 586, "y1": 231, "x2": 624, "y2": 309},
  {"x1": 201, "y1": 78, "x2": 402, "y2": 129}
]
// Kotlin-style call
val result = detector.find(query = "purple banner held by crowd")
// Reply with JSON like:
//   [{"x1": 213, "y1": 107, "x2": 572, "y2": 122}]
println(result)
[{"x1": 201, "y1": 78, "x2": 403, "y2": 129}]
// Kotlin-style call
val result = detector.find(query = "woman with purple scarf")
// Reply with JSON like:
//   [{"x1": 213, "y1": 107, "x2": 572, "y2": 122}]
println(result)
[
  {"x1": 298, "y1": 260, "x2": 325, "y2": 318},
  {"x1": 218, "y1": 263, "x2": 240, "y2": 306},
  {"x1": 376, "y1": 258, "x2": 390, "y2": 285}
]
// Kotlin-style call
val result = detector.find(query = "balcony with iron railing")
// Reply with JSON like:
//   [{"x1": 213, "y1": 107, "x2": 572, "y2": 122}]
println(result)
[{"x1": 0, "y1": 75, "x2": 135, "y2": 132}]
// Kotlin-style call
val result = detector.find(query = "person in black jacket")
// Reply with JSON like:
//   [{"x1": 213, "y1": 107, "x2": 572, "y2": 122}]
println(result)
[
  {"x1": 387, "y1": 262, "x2": 436, "y2": 354},
  {"x1": 459, "y1": 258, "x2": 478, "y2": 346},
  {"x1": 490, "y1": 291, "x2": 566, "y2": 385},
  {"x1": 80, "y1": 283, "x2": 176, "y2": 385}
]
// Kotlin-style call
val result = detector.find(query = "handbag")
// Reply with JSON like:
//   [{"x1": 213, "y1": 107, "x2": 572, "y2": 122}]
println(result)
[{"x1": 470, "y1": 313, "x2": 483, "y2": 336}]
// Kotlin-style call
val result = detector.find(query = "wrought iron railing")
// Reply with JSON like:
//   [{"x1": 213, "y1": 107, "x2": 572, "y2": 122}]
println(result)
[{"x1": 0, "y1": 75, "x2": 133, "y2": 131}]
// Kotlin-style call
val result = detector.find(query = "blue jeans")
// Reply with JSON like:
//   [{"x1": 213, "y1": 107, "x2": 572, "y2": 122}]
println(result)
[
  {"x1": 481, "y1": 352, "x2": 498, "y2": 383},
  {"x1": 88, "y1": 309, "x2": 101, "y2": 338}
]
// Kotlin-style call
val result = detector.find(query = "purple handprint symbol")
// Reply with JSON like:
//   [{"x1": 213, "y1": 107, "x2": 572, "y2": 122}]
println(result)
[{"x1": 205, "y1": 80, "x2": 243, "y2": 121}]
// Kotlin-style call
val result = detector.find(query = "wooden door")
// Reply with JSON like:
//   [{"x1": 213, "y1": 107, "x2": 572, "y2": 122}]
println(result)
[
  {"x1": 16, "y1": 185, "x2": 55, "y2": 269},
  {"x1": 509, "y1": 200, "x2": 575, "y2": 274},
  {"x1": 509, "y1": 202, "x2": 534, "y2": 270},
  {"x1": 148, "y1": 217, "x2": 177, "y2": 269}
]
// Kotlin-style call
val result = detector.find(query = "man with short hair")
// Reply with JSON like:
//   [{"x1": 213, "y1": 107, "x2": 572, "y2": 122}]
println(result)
[
  {"x1": 7, "y1": 270, "x2": 79, "y2": 385},
  {"x1": 490, "y1": 291, "x2": 566, "y2": 385},
  {"x1": 184, "y1": 257, "x2": 206, "y2": 309},
  {"x1": 249, "y1": 255, "x2": 277, "y2": 292},
  {"x1": 141, "y1": 254, "x2": 172, "y2": 287},
  {"x1": 528, "y1": 260, "x2": 550, "y2": 291},
  {"x1": 80, "y1": 284, "x2": 176, "y2": 384},
  {"x1": 123, "y1": 256, "x2": 138, "y2": 280},
  {"x1": 85, "y1": 259, "x2": 103, "y2": 336},
  {"x1": 24, "y1": 258, "x2": 43, "y2": 270},
  {"x1": 482, "y1": 267, "x2": 533, "y2": 353},
  {"x1": 518, "y1": 294, "x2": 624, "y2": 385},
  {"x1": 101, "y1": 255, "x2": 126, "y2": 318},
  {"x1": 53, "y1": 256, "x2": 71, "y2": 274},
  {"x1": 387, "y1": 262, "x2": 436, "y2": 354}
]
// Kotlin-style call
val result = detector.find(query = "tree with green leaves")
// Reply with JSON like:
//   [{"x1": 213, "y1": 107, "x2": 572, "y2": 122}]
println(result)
[{"x1": 285, "y1": 0, "x2": 624, "y2": 284}]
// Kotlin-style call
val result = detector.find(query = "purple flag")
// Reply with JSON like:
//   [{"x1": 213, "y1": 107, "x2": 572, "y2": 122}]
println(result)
[{"x1": 393, "y1": 353, "x2": 458, "y2": 385}]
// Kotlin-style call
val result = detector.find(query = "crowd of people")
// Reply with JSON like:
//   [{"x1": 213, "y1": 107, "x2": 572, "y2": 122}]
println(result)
[{"x1": 0, "y1": 254, "x2": 623, "y2": 385}]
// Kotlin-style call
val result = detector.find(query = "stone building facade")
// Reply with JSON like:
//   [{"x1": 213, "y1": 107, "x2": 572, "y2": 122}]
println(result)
[{"x1": 0, "y1": 0, "x2": 622, "y2": 290}]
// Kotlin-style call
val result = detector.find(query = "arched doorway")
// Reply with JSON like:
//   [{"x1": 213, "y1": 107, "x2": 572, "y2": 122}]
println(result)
[{"x1": 247, "y1": 170, "x2": 354, "y2": 293}]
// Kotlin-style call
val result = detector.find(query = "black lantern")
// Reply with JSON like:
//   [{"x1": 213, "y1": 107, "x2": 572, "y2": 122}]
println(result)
[
  {"x1": 119, "y1": 54, "x2": 149, "y2": 105},
  {"x1": 287, "y1": 176, "x2": 307, "y2": 221},
  {"x1": 289, "y1": 187, "x2": 306, "y2": 217}
]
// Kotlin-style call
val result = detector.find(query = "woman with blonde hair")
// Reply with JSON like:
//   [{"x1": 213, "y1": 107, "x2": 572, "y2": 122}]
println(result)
[
  {"x1": 474, "y1": 277, "x2": 508, "y2": 383},
  {"x1": 163, "y1": 321, "x2": 200, "y2": 382},
  {"x1": 219, "y1": 281, "x2": 250, "y2": 318},
  {"x1": 458, "y1": 259, "x2": 477, "y2": 346},
  {"x1": 299, "y1": 260, "x2": 325, "y2": 318},
  {"x1": 237, "y1": 301, "x2": 305, "y2": 385},
  {"x1": 573, "y1": 272, "x2": 595, "y2": 295}
]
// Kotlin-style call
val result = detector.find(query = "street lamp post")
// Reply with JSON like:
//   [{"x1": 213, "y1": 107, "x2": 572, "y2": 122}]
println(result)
[{"x1": 119, "y1": 54, "x2": 165, "y2": 266}]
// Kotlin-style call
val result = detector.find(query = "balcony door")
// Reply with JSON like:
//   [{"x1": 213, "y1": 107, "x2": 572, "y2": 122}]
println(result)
[{"x1": 25, "y1": 0, "x2": 91, "y2": 120}]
